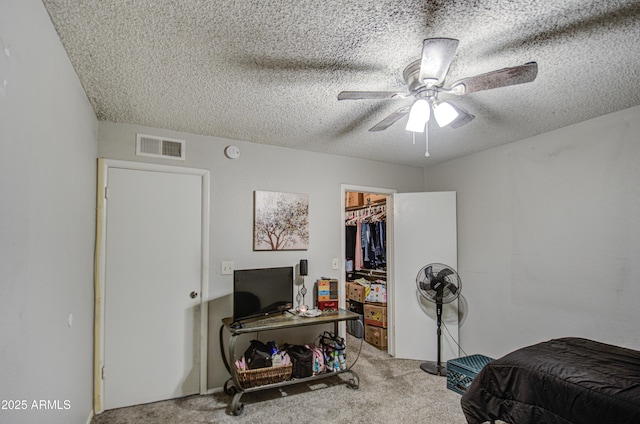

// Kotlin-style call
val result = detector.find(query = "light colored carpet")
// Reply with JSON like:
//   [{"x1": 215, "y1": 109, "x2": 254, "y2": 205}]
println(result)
[{"x1": 92, "y1": 334, "x2": 469, "y2": 424}]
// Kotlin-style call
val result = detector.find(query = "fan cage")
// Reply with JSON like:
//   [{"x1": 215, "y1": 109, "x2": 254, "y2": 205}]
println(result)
[{"x1": 416, "y1": 263, "x2": 461, "y2": 304}]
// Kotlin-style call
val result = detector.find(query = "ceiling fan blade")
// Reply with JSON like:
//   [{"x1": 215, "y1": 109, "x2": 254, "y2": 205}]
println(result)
[
  {"x1": 449, "y1": 104, "x2": 475, "y2": 129},
  {"x1": 338, "y1": 91, "x2": 407, "y2": 100},
  {"x1": 419, "y1": 38, "x2": 459, "y2": 86},
  {"x1": 368, "y1": 106, "x2": 411, "y2": 132},
  {"x1": 449, "y1": 62, "x2": 538, "y2": 95}
]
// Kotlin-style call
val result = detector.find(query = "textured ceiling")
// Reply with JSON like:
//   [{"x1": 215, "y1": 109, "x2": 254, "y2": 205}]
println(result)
[{"x1": 42, "y1": 0, "x2": 640, "y2": 167}]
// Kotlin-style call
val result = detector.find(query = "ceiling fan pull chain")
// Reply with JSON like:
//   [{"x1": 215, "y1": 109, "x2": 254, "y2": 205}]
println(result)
[{"x1": 425, "y1": 128, "x2": 430, "y2": 157}]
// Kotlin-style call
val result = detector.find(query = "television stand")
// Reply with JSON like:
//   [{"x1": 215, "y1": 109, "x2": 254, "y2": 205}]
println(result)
[{"x1": 221, "y1": 309, "x2": 363, "y2": 416}]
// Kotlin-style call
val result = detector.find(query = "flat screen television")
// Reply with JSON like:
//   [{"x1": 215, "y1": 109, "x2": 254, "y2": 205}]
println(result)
[{"x1": 233, "y1": 266, "x2": 294, "y2": 322}]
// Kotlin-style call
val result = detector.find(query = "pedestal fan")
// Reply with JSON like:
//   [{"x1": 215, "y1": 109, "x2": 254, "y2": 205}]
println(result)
[{"x1": 416, "y1": 263, "x2": 461, "y2": 376}]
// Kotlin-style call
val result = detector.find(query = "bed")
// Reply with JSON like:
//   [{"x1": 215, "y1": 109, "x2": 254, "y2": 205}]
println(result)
[{"x1": 460, "y1": 337, "x2": 640, "y2": 424}]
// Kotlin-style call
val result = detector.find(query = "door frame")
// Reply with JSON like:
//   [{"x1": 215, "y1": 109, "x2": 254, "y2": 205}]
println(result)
[
  {"x1": 340, "y1": 184, "x2": 397, "y2": 346},
  {"x1": 94, "y1": 158, "x2": 210, "y2": 413}
]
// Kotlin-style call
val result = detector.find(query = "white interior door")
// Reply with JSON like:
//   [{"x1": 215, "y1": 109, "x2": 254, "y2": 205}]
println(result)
[
  {"x1": 388, "y1": 192, "x2": 458, "y2": 361},
  {"x1": 103, "y1": 166, "x2": 204, "y2": 410}
]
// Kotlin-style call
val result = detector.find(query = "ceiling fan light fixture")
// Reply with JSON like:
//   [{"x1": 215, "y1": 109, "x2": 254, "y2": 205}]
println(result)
[
  {"x1": 405, "y1": 99, "x2": 430, "y2": 132},
  {"x1": 434, "y1": 101, "x2": 460, "y2": 127},
  {"x1": 338, "y1": 38, "x2": 539, "y2": 142},
  {"x1": 449, "y1": 83, "x2": 466, "y2": 95}
]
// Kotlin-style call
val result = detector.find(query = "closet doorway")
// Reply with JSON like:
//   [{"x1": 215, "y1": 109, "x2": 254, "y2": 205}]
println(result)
[
  {"x1": 342, "y1": 185, "x2": 395, "y2": 354},
  {"x1": 341, "y1": 186, "x2": 458, "y2": 362}
]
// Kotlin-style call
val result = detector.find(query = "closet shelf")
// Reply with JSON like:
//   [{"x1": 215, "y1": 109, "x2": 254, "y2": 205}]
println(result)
[
  {"x1": 354, "y1": 269, "x2": 387, "y2": 279},
  {"x1": 345, "y1": 200, "x2": 386, "y2": 212}
]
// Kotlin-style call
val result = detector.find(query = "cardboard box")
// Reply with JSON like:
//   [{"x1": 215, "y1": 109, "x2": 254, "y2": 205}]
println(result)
[
  {"x1": 345, "y1": 192, "x2": 364, "y2": 207},
  {"x1": 365, "y1": 324, "x2": 387, "y2": 349},
  {"x1": 364, "y1": 303, "x2": 387, "y2": 328},
  {"x1": 363, "y1": 193, "x2": 386, "y2": 205},
  {"x1": 365, "y1": 283, "x2": 386, "y2": 303},
  {"x1": 346, "y1": 282, "x2": 365, "y2": 303}
]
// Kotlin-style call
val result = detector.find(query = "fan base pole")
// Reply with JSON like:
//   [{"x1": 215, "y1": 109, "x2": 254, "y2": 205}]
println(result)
[{"x1": 420, "y1": 361, "x2": 447, "y2": 376}]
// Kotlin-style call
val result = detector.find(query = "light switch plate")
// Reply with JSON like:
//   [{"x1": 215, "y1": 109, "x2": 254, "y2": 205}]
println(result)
[
  {"x1": 221, "y1": 261, "x2": 234, "y2": 275},
  {"x1": 332, "y1": 258, "x2": 340, "y2": 270}
]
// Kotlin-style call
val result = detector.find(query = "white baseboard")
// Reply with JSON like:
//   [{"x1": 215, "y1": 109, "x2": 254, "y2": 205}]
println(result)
[{"x1": 204, "y1": 386, "x2": 223, "y2": 395}]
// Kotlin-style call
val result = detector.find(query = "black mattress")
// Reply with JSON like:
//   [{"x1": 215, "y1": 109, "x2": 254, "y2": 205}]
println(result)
[{"x1": 461, "y1": 337, "x2": 640, "y2": 424}]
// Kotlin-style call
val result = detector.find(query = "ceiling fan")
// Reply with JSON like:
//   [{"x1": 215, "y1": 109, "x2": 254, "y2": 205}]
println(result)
[{"x1": 338, "y1": 38, "x2": 538, "y2": 133}]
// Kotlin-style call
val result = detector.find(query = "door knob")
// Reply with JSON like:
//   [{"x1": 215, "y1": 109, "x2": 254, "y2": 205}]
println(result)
[{"x1": 190, "y1": 291, "x2": 198, "y2": 299}]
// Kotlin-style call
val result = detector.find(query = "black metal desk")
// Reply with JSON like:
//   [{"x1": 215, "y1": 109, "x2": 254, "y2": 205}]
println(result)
[{"x1": 221, "y1": 309, "x2": 362, "y2": 415}]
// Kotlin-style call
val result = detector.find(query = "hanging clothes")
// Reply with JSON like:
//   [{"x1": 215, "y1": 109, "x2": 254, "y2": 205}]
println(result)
[
  {"x1": 361, "y1": 221, "x2": 371, "y2": 265},
  {"x1": 345, "y1": 225, "x2": 357, "y2": 261},
  {"x1": 374, "y1": 220, "x2": 386, "y2": 268},
  {"x1": 346, "y1": 204, "x2": 386, "y2": 271},
  {"x1": 355, "y1": 222, "x2": 363, "y2": 270}
]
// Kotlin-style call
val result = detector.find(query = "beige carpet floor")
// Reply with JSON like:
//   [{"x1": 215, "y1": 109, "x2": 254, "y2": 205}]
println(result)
[{"x1": 92, "y1": 334, "x2": 470, "y2": 424}]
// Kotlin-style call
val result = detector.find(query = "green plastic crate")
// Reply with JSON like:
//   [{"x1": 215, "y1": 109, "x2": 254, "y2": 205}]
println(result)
[{"x1": 446, "y1": 354, "x2": 494, "y2": 395}]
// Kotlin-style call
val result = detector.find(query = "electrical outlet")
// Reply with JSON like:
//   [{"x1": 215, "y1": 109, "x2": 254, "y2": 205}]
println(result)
[
  {"x1": 221, "y1": 261, "x2": 234, "y2": 275},
  {"x1": 332, "y1": 258, "x2": 340, "y2": 270}
]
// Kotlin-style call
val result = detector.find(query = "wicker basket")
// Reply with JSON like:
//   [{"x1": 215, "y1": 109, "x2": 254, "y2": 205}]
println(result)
[{"x1": 236, "y1": 364, "x2": 293, "y2": 388}]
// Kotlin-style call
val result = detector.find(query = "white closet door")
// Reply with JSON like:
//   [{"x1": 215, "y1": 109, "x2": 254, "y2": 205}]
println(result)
[
  {"x1": 388, "y1": 192, "x2": 458, "y2": 361},
  {"x1": 103, "y1": 167, "x2": 203, "y2": 410}
]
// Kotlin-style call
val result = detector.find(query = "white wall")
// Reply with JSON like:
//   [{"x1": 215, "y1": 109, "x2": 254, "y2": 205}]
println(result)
[
  {"x1": 97, "y1": 121, "x2": 425, "y2": 389},
  {"x1": 424, "y1": 105, "x2": 640, "y2": 358},
  {"x1": 0, "y1": 1, "x2": 98, "y2": 423}
]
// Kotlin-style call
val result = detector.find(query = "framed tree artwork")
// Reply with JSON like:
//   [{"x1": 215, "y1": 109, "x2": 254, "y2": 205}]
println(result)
[{"x1": 253, "y1": 190, "x2": 309, "y2": 251}]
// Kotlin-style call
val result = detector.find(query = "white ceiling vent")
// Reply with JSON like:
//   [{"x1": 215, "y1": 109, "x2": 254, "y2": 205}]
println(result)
[{"x1": 136, "y1": 134, "x2": 186, "y2": 160}]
